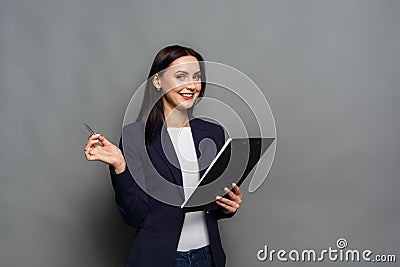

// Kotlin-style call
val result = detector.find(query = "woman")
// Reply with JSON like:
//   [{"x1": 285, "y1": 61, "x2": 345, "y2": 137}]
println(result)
[{"x1": 84, "y1": 45, "x2": 242, "y2": 267}]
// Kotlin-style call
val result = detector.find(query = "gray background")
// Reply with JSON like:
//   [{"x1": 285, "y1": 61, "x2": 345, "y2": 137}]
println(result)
[{"x1": 1, "y1": 0, "x2": 399, "y2": 266}]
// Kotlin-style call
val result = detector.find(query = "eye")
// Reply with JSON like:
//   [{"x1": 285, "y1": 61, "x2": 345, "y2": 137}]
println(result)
[
  {"x1": 176, "y1": 74, "x2": 185, "y2": 80},
  {"x1": 193, "y1": 74, "x2": 201, "y2": 81}
]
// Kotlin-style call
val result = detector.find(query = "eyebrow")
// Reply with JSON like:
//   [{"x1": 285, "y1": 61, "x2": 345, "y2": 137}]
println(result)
[{"x1": 174, "y1": 70, "x2": 201, "y2": 74}]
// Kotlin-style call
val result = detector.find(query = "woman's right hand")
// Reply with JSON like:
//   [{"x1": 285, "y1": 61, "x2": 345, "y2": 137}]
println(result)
[{"x1": 84, "y1": 134, "x2": 126, "y2": 174}]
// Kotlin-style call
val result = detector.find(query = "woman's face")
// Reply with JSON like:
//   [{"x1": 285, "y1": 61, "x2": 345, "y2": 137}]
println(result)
[{"x1": 154, "y1": 55, "x2": 202, "y2": 112}]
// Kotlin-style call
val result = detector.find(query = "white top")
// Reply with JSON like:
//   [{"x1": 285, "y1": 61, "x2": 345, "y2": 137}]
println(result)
[{"x1": 167, "y1": 127, "x2": 210, "y2": 251}]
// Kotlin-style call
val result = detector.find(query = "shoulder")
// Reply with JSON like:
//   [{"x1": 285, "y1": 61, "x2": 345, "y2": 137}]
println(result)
[
  {"x1": 122, "y1": 121, "x2": 144, "y2": 136},
  {"x1": 121, "y1": 121, "x2": 145, "y2": 150}
]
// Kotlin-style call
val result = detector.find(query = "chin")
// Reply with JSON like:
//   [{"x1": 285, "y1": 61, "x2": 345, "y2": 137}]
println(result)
[{"x1": 176, "y1": 100, "x2": 195, "y2": 110}]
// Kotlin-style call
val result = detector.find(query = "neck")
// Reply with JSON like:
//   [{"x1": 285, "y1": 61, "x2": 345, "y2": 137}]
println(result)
[{"x1": 163, "y1": 107, "x2": 190, "y2": 128}]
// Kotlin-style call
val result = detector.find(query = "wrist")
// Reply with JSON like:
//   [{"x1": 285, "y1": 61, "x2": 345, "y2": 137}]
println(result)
[{"x1": 113, "y1": 155, "x2": 126, "y2": 174}]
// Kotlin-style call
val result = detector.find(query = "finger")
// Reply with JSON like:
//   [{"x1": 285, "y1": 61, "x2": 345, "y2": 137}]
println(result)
[
  {"x1": 89, "y1": 139, "x2": 102, "y2": 147},
  {"x1": 232, "y1": 183, "x2": 243, "y2": 199},
  {"x1": 84, "y1": 148, "x2": 97, "y2": 161},
  {"x1": 216, "y1": 198, "x2": 237, "y2": 213},
  {"x1": 87, "y1": 133, "x2": 101, "y2": 142},
  {"x1": 84, "y1": 146, "x2": 110, "y2": 164},
  {"x1": 216, "y1": 196, "x2": 240, "y2": 209},
  {"x1": 85, "y1": 140, "x2": 98, "y2": 149},
  {"x1": 223, "y1": 187, "x2": 241, "y2": 203},
  {"x1": 97, "y1": 135, "x2": 112, "y2": 146},
  {"x1": 86, "y1": 134, "x2": 101, "y2": 147},
  {"x1": 85, "y1": 140, "x2": 101, "y2": 151}
]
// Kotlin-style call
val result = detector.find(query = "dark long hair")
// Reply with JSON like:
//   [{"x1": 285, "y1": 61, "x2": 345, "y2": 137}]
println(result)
[{"x1": 137, "y1": 45, "x2": 206, "y2": 144}]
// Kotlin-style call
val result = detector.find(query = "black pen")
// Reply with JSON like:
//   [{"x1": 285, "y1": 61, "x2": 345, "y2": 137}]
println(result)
[{"x1": 84, "y1": 123, "x2": 104, "y2": 146}]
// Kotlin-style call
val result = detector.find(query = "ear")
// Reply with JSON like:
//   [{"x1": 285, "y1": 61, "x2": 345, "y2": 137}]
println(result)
[{"x1": 152, "y1": 74, "x2": 161, "y2": 90}]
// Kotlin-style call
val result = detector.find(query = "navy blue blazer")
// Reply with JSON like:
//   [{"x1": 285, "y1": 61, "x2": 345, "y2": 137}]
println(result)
[{"x1": 110, "y1": 118, "x2": 234, "y2": 267}]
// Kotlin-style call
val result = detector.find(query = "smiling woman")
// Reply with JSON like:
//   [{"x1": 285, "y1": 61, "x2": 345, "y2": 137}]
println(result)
[
  {"x1": 84, "y1": 45, "x2": 242, "y2": 267},
  {"x1": 136, "y1": 46, "x2": 207, "y2": 145}
]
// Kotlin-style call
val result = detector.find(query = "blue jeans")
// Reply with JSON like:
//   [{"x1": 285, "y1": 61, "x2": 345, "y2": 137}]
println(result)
[{"x1": 175, "y1": 245, "x2": 215, "y2": 267}]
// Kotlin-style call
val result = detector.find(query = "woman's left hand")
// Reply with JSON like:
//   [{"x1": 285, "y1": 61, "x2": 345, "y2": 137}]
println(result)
[{"x1": 216, "y1": 183, "x2": 243, "y2": 214}]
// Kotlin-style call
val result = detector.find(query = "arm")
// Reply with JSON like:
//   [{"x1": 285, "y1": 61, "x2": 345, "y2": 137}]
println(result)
[
  {"x1": 109, "y1": 138, "x2": 148, "y2": 228},
  {"x1": 84, "y1": 132, "x2": 148, "y2": 228}
]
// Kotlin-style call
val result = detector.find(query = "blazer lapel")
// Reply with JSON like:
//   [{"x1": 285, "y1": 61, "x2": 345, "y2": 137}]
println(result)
[
  {"x1": 189, "y1": 118, "x2": 215, "y2": 179},
  {"x1": 149, "y1": 118, "x2": 215, "y2": 186},
  {"x1": 151, "y1": 124, "x2": 183, "y2": 186}
]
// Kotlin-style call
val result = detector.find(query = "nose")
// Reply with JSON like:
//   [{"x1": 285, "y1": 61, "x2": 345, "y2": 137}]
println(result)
[{"x1": 185, "y1": 79, "x2": 196, "y2": 90}]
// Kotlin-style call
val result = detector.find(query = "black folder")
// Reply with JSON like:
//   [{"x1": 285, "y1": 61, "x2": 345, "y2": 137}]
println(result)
[{"x1": 181, "y1": 137, "x2": 275, "y2": 212}]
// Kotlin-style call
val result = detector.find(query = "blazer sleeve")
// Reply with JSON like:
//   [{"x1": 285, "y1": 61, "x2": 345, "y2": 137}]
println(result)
[{"x1": 109, "y1": 137, "x2": 148, "y2": 228}]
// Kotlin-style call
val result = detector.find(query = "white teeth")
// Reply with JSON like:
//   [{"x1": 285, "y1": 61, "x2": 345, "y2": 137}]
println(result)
[{"x1": 181, "y1": 94, "x2": 193, "y2": 97}]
